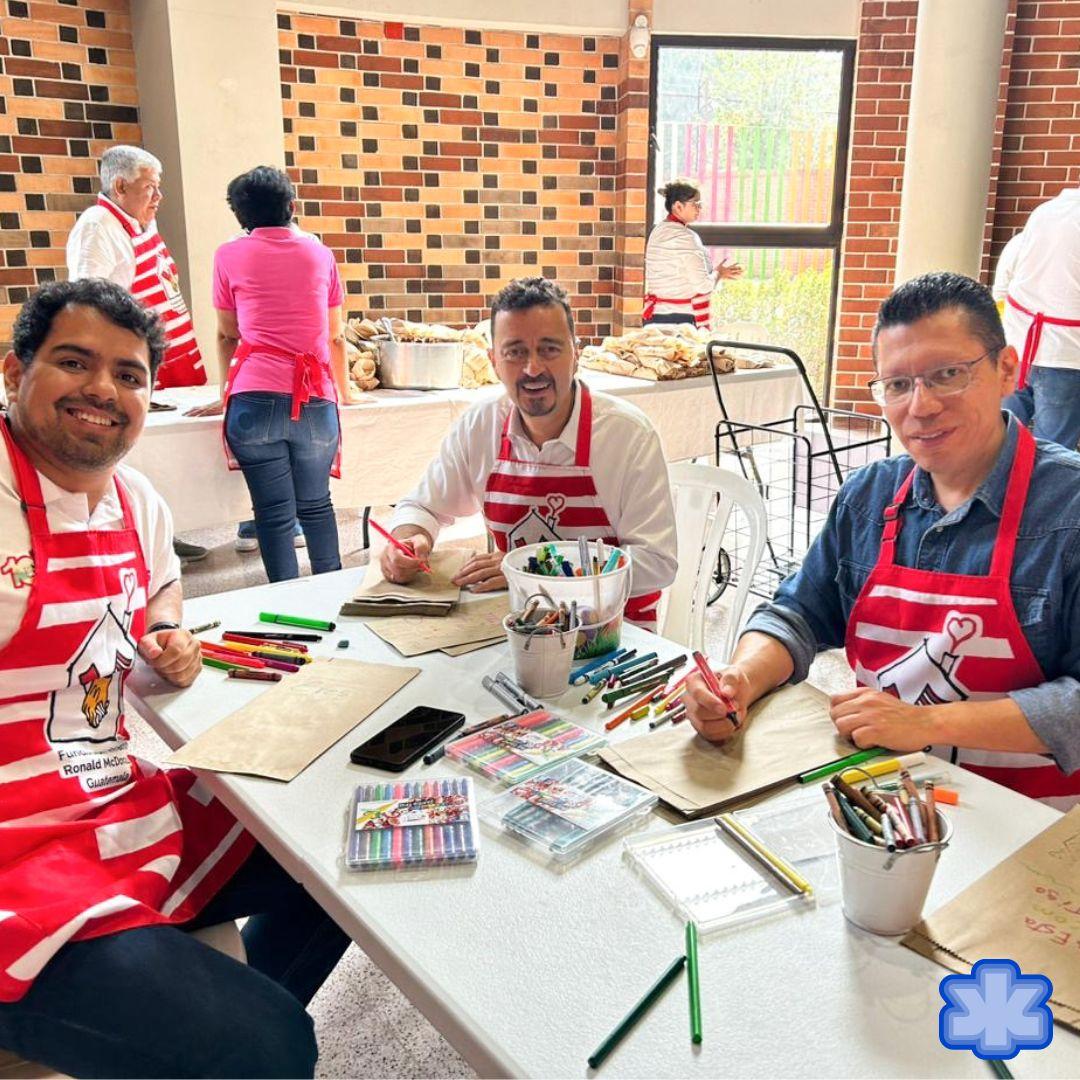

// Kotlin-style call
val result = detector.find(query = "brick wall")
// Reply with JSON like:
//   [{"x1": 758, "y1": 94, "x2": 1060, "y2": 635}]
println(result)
[
  {"x1": 278, "y1": 11, "x2": 626, "y2": 340},
  {"x1": 831, "y1": 0, "x2": 916, "y2": 414},
  {"x1": 0, "y1": 0, "x2": 141, "y2": 347},
  {"x1": 990, "y1": 0, "x2": 1080, "y2": 263}
]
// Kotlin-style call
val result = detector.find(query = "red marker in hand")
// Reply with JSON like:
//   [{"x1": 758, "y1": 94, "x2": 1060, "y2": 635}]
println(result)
[
  {"x1": 369, "y1": 518, "x2": 433, "y2": 575},
  {"x1": 692, "y1": 650, "x2": 742, "y2": 730}
]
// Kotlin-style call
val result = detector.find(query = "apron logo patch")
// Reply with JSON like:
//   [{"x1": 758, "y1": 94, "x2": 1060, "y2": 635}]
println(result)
[
  {"x1": 1, "y1": 553, "x2": 34, "y2": 589},
  {"x1": 507, "y1": 495, "x2": 566, "y2": 549}
]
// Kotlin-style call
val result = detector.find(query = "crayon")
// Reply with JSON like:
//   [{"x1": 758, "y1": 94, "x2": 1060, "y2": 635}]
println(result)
[
  {"x1": 925, "y1": 782, "x2": 940, "y2": 843},
  {"x1": 836, "y1": 791, "x2": 874, "y2": 843},
  {"x1": 227, "y1": 668, "x2": 282, "y2": 683},
  {"x1": 186, "y1": 619, "x2": 221, "y2": 634},
  {"x1": 832, "y1": 775, "x2": 881, "y2": 820},
  {"x1": 823, "y1": 783, "x2": 845, "y2": 830}
]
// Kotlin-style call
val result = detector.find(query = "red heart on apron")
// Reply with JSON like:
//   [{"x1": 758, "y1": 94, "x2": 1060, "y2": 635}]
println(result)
[{"x1": 945, "y1": 613, "x2": 979, "y2": 651}]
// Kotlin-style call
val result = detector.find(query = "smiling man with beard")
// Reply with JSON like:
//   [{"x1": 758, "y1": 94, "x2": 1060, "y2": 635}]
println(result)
[
  {"x1": 0, "y1": 280, "x2": 349, "y2": 1078},
  {"x1": 382, "y1": 276, "x2": 677, "y2": 628}
]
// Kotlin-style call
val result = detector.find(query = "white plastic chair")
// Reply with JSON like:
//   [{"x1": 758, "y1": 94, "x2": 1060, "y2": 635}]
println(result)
[{"x1": 661, "y1": 462, "x2": 768, "y2": 661}]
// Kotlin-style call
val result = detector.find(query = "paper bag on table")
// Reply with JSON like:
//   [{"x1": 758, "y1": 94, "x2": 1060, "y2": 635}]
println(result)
[
  {"x1": 902, "y1": 806, "x2": 1080, "y2": 1034},
  {"x1": 339, "y1": 548, "x2": 470, "y2": 617},
  {"x1": 167, "y1": 659, "x2": 420, "y2": 781},
  {"x1": 597, "y1": 681, "x2": 847, "y2": 817},
  {"x1": 364, "y1": 596, "x2": 510, "y2": 657}
]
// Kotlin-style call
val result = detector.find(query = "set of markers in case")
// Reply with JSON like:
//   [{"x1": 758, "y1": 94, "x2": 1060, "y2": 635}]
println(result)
[{"x1": 345, "y1": 777, "x2": 479, "y2": 871}]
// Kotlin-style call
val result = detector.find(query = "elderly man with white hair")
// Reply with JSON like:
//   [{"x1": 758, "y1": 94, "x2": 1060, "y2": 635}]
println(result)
[{"x1": 66, "y1": 145, "x2": 205, "y2": 390}]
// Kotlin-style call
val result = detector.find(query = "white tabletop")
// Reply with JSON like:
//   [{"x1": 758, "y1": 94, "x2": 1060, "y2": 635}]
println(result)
[
  {"x1": 129, "y1": 567, "x2": 1078, "y2": 1078},
  {"x1": 127, "y1": 367, "x2": 803, "y2": 531}
]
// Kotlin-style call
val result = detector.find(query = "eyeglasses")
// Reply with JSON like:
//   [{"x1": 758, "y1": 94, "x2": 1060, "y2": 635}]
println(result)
[{"x1": 867, "y1": 350, "x2": 999, "y2": 406}]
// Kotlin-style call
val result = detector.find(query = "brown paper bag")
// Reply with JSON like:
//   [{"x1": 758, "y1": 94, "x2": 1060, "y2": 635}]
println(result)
[
  {"x1": 364, "y1": 596, "x2": 509, "y2": 657},
  {"x1": 903, "y1": 806, "x2": 1080, "y2": 1033},
  {"x1": 167, "y1": 659, "x2": 420, "y2": 781},
  {"x1": 597, "y1": 681, "x2": 847, "y2": 817}
]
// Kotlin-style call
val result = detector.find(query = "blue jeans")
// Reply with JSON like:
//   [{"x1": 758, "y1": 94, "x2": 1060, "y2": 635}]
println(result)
[
  {"x1": 0, "y1": 846, "x2": 350, "y2": 1078},
  {"x1": 1003, "y1": 366, "x2": 1080, "y2": 450},
  {"x1": 225, "y1": 393, "x2": 341, "y2": 581}
]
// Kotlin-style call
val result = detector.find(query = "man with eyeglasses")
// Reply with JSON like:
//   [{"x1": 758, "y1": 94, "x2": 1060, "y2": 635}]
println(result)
[
  {"x1": 685, "y1": 271, "x2": 1080, "y2": 809},
  {"x1": 380, "y1": 276, "x2": 677, "y2": 629}
]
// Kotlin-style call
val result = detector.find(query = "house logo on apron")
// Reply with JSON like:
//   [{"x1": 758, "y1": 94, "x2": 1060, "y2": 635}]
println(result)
[
  {"x1": 871, "y1": 611, "x2": 1012, "y2": 705},
  {"x1": 505, "y1": 495, "x2": 566, "y2": 549},
  {"x1": 48, "y1": 570, "x2": 138, "y2": 746},
  {"x1": 157, "y1": 252, "x2": 181, "y2": 302},
  {"x1": 1, "y1": 553, "x2": 34, "y2": 590}
]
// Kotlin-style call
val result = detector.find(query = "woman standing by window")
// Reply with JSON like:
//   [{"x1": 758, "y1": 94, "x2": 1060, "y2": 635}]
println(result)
[
  {"x1": 188, "y1": 166, "x2": 358, "y2": 581},
  {"x1": 643, "y1": 179, "x2": 742, "y2": 328}
]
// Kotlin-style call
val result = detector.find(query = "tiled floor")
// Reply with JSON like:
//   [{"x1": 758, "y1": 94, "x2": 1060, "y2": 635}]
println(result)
[{"x1": 134, "y1": 508, "x2": 853, "y2": 1078}]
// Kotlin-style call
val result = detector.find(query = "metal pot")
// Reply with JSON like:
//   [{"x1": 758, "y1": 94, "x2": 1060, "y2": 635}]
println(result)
[{"x1": 375, "y1": 338, "x2": 464, "y2": 390}]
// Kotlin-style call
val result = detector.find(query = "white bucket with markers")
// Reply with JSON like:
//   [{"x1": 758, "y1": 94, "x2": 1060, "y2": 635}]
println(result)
[
  {"x1": 503, "y1": 613, "x2": 578, "y2": 699},
  {"x1": 830, "y1": 809, "x2": 951, "y2": 935}
]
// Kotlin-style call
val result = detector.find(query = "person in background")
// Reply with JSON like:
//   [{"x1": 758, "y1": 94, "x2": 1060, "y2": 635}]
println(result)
[
  {"x1": 991, "y1": 230, "x2": 1024, "y2": 317},
  {"x1": 643, "y1": 178, "x2": 742, "y2": 328},
  {"x1": 1001, "y1": 185, "x2": 1080, "y2": 449},
  {"x1": 684, "y1": 272, "x2": 1080, "y2": 811},
  {"x1": 381, "y1": 276, "x2": 677, "y2": 630},
  {"x1": 187, "y1": 166, "x2": 359, "y2": 582},
  {"x1": 66, "y1": 144, "x2": 208, "y2": 563},
  {"x1": 0, "y1": 280, "x2": 348, "y2": 1077}
]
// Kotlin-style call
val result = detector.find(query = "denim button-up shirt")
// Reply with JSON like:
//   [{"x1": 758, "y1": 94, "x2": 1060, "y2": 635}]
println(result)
[{"x1": 745, "y1": 412, "x2": 1080, "y2": 774}]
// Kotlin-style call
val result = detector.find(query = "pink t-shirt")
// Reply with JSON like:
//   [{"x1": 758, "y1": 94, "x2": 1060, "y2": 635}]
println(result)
[{"x1": 213, "y1": 226, "x2": 345, "y2": 400}]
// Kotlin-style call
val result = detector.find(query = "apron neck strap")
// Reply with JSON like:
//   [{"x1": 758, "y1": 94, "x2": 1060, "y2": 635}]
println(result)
[
  {"x1": 989, "y1": 422, "x2": 1036, "y2": 578},
  {"x1": 879, "y1": 465, "x2": 916, "y2": 566},
  {"x1": 96, "y1": 194, "x2": 140, "y2": 239},
  {"x1": 497, "y1": 381, "x2": 592, "y2": 466},
  {"x1": 1, "y1": 417, "x2": 48, "y2": 533}
]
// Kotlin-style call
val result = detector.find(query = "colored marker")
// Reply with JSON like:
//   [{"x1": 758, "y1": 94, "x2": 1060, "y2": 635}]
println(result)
[
  {"x1": 368, "y1": 517, "x2": 433, "y2": 574},
  {"x1": 691, "y1": 651, "x2": 741, "y2": 730},
  {"x1": 587, "y1": 956, "x2": 686, "y2": 1070},
  {"x1": 686, "y1": 921, "x2": 702, "y2": 1045},
  {"x1": 225, "y1": 630, "x2": 323, "y2": 642},
  {"x1": 259, "y1": 611, "x2": 336, "y2": 631},
  {"x1": 797, "y1": 747, "x2": 888, "y2": 785}
]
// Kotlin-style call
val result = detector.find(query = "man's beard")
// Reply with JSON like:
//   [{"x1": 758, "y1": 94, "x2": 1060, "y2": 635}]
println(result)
[
  {"x1": 16, "y1": 397, "x2": 134, "y2": 472},
  {"x1": 515, "y1": 373, "x2": 557, "y2": 416}
]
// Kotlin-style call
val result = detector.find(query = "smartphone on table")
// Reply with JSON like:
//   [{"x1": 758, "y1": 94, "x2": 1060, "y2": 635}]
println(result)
[{"x1": 349, "y1": 705, "x2": 466, "y2": 772}]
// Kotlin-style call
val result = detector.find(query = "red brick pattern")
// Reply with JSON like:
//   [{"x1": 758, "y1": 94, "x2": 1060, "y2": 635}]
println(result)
[
  {"x1": 832, "y1": 0, "x2": 917, "y2": 414},
  {"x1": 278, "y1": 12, "x2": 625, "y2": 339},
  {"x1": 990, "y1": 0, "x2": 1080, "y2": 263},
  {"x1": 0, "y1": 0, "x2": 141, "y2": 347}
]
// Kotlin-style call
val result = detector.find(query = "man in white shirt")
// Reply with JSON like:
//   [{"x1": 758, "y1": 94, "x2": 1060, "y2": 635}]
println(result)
[
  {"x1": 0, "y1": 279, "x2": 348, "y2": 1077},
  {"x1": 382, "y1": 277, "x2": 677, "y2": 627},
  {"x1": 1001, "y1": 186, "x2": 1080, "y2": 449},
  {"x1": 67, "y1": 145, "x2": 208, "y2": 561}
]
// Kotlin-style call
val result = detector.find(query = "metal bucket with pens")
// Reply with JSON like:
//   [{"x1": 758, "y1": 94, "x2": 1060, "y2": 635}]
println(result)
[
  {"x1": 503, "y1": 594, "x2": 581, "y2": 699},
  {"x1": 501, "y1": 541, "x2": 631, "y2": 660},
  {"x1": 824, "y1": 769, "x2": 952, "y2": 935}
]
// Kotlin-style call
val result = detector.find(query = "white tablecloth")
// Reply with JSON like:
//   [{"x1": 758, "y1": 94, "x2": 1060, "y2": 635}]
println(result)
[{"x1": 126, "y1": 367, "x2": 803, "y2": 530}]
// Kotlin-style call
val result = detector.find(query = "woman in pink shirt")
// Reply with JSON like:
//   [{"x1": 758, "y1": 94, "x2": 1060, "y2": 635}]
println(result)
[{"x1": 189, "y1": 166, "x2": 357, "y2": 580}]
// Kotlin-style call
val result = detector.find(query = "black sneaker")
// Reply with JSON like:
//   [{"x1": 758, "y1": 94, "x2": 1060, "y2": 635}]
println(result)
[{"x1": 174, "y1": 538, "x2": 209, "y2": 563}]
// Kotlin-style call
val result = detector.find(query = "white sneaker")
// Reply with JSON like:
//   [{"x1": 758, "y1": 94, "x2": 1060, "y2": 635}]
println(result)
[
  {"x1": 234, "y1": 535, "x2": 259, "y2": 553},
  {"x1": 294, "y1": 531, "x2": 307, "y2": 549}
]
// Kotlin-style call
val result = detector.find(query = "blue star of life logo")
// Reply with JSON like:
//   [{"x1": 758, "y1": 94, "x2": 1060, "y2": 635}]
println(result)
[{"x1": 939, "y1": 959, "x2": 1053, "y2": 1059}]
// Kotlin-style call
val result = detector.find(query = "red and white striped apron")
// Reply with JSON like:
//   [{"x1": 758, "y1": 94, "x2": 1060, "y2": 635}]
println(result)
[
  {"x1": 0, "y1": 421, "x2": 252, "y2": 1001},
  {"x1": 845, "y1": 424, "x2": 1080, "y2": 811},
  {"x1": 1006, "y1": 293, "x2": 1080, "y2": 391},
  {"x1": 220, "y1": 340, "x2": 342, "y2": 478},
  {"x1": 642, "y1": 214, "x2": 711, "y2": 329},
  {"x1": 96, "y1": 195, "x2": 206, "y2": 390},
  {"x1": 481, "y1": 384, "x2": 660, "y2": 629}
]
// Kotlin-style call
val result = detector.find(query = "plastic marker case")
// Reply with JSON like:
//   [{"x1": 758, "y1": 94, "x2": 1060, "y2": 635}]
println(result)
[
  {"x1": 481, "y1": 759, "x2": 657, "y2": 860},
  {"x1": 623, "y1": 790, "x2": 838, "y2": 934},
  {"x1": 346, "y1": 778, "x2": 479, "y2": 870},
  {"x1": 445, "y1": 710, "x2": 606, "y2": 784}
]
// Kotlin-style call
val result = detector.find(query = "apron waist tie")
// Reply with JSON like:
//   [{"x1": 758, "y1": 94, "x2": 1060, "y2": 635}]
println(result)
[{"x1": 1006, "y1": 294, "x2": 1080, "y2": 390}]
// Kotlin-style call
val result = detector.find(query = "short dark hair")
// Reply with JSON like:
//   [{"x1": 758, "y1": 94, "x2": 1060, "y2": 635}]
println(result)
[
  {"x1": 12, "y1": 278, "x2": 165, "y2": 376},
  {"x1": 658, "y1": 179, "x2": 700, "y2": 212},
  {"x1": 873, "y1": 271, "x2": 1006, "y2": 361},
  {"x1": 226, "y1": 165, "x2": 294, "y2": 230},
  {"x1": 490, "y1": 276, "x2": 575, "y2": 339}
]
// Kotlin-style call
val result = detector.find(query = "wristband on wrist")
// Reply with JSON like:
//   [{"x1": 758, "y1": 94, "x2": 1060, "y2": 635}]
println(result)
[{"x1": 147, "y1": 621, "x2": 181, "y2": 635}]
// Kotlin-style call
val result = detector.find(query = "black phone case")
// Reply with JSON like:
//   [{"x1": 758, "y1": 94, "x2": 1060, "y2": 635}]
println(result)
[{"x1": 349, "y1": 712, "x2": 465, "y2": 772}]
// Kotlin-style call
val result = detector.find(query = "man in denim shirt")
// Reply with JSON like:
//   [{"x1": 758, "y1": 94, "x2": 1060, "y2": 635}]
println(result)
[{"x1": 686, "y1": 272, "x2": 1080, "y2": 809}]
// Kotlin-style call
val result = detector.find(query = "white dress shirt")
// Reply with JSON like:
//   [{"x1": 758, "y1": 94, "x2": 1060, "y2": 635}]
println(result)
[
  {"x1": 992, "y1": 231, "x2": 1024, "y2": 302},
  {"x1": 1002, "y1": 187, "x2": 1080, "y2": 369},
  {"x1": 65, "y1": 197, "x2": 139, "y2": 286},
  {"x1": 390, "y1": 385, "x2": 678, "y2": 596},
  {"x1": 644, "y1": 218, "x2": 717, "y2": 314},
  {"x1": 0, "y1": 453, "x2": 181, "y2": 651}
]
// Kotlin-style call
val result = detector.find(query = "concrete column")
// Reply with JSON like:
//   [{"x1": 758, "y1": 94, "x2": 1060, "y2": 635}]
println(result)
[
  {"x1": 130, "y1": 0, "x2": 284, "y2": 370},
  {"x1": 894, "y1": 0, "x2": 1009, "y2": 285}
]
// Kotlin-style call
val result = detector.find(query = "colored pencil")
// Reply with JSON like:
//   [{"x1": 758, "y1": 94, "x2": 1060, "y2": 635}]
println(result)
[{"x1": 368, "y1": 517, "x2": 433, "y2": 574}]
